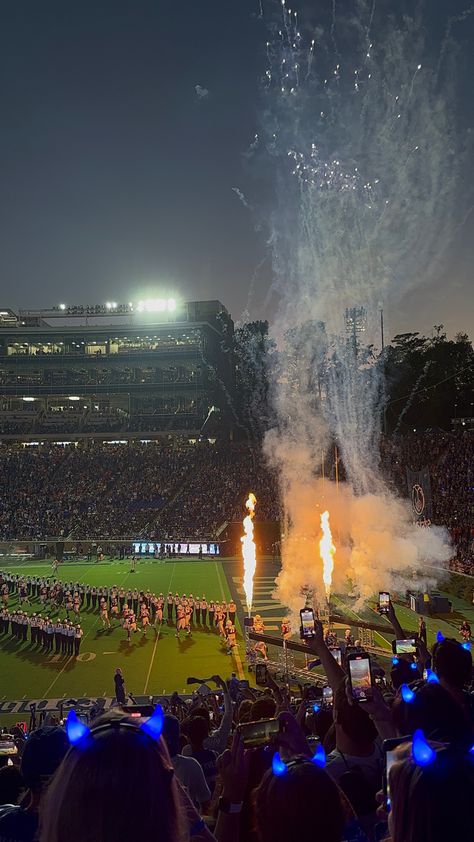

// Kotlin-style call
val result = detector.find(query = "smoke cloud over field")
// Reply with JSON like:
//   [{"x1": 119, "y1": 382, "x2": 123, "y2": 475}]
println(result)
[{"x1": 253, "y1": 0, "x2": 466, "y2": 611}]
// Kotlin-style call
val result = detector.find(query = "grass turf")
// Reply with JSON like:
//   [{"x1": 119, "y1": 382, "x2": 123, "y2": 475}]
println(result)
[{"x1": 0, "y1": 559, "x2": 244, "y2": 706}]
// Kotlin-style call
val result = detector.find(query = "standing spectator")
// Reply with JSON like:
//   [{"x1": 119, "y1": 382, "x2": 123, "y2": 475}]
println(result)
[{"x1": 162, "y1": 715, "x2": 211, "y2": 811}]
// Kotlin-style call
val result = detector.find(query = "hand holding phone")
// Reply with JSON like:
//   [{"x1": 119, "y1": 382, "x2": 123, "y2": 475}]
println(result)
[
  {"x1": 347, "y1": 652, "x2": 373, "y2": 702},
  {"x1": 378, "y1": 592, "x2": 390, "y2": 615},
  {"x1": 300, "y1": 607, "x2": 315, "y2": 639}
]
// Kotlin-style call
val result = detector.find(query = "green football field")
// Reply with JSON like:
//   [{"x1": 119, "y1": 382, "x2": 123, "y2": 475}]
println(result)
[
  {"x1": 0, "y1": 558, "x2": 246, "y2": 706},
  {"x1": 1, "y1": 557, "x2": 472, "y2": 727}
]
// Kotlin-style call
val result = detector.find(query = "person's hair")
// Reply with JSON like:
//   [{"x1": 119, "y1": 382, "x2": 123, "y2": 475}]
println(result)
[
  {"x1": 39, "y1": 715, "x2": 184, "y2": 842},
  {"x1": 432, "y1": 638, "x2": 472, "y2": 689},
  {"x1": 187, "y1": 716, "x2": 209, "y2": 748},
  {"x1": 250, "y1": 697, "x2": 276, "y2": 722},
  {"x1": 389, "y1": 743, "x2": 474, "y2": 842},
  {"x1": 21, "y1": 727, "x2": 69, "y2": 791},
  {"x1": 391, "y1": 682, "x2": 472, "y2": 744},
  {"x1": 237, "y1": 699, "x2": 253, "y2": 723},
  {"x1": 254, "y1": 762, "x2": 346, "y2": 842},
  {"x1": 162, "y1": 715, "x2": 181, "y2": 758},
  {"x1": 391, "y1": 658, "x2": 418, "y2": 690},
  {"x1": 333, "y1": 683, "x2": 377, "y2": 745},
  {"x1": 0, "y1": 765, "x2": 24, "y2": 806}
]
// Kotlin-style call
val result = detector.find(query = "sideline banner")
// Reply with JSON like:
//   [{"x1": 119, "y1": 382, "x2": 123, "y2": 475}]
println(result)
[{"x1": 0, "y1": 695, "x2": 163, "y2": 716}]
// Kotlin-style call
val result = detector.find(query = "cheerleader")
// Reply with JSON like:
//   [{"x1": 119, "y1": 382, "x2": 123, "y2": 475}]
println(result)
[{"x1": 100, "y1": 598, "x2": 111, "y2": 628}]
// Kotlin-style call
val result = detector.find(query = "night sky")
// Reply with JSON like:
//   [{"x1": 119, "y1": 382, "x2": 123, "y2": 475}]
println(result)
[{"x1": 0, "y1": 0, "x2": 472, "y2": 339}]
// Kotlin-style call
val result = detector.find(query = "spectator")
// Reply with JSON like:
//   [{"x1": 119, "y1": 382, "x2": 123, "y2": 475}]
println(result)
[
  {"x1": 389, "y1": 742, "x2": 474, "y2": 842},
  {"x1": 0, "y1": 726, "x2": 69, "y2": 842},
  {"x1": 0, "y1": 766, "x2": 24, "y2": 807},
  {"x1": 184, "y1": 717, "x2": 218, "y2": 795},
  {"x1": 432, "y1": 637, "x2": 474, "y2": 723},
  {"x1": 324, "y1": 683, "x2": 383, "y2": 795},
  {"x1": 39, "y1": 711, "x2": 210, "y2": 842},
  {"x1": 162, "y1": 715, "x2": 211, "y2": 811}
]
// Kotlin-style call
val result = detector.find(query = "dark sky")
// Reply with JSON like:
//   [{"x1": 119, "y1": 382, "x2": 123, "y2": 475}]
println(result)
[{"x1": 0, "y1": 0, "x2": 472, "y2": 339}]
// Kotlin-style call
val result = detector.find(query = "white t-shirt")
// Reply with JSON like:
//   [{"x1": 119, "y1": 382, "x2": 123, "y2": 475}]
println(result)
[{"x1": 172, "y1": 754, "x2": 211, "y2": 806}]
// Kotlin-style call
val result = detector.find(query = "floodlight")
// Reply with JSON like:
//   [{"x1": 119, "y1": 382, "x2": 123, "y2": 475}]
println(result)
[
  {"x1": 59, "y1": 303, "x2": 66, "y2": 311},
  {"x1": 22, "y1": 397, "x2": 35, "y2": 402},
  {"x1": 68, "y1": 396, "x2": 80, "y2": 401}
]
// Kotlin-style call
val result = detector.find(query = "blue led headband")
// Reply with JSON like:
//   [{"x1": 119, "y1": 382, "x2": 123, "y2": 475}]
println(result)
[{"x1": 66, "y1": 704, "x2": 165, "y2": 747}]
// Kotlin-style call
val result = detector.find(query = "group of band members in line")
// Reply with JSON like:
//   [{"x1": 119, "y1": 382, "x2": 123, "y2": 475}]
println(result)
[
  {"x1": 0, "y1": 571, "x2": 238, "y2": 653},
  {"x1": 0, "y1": 608, "x2": 83, "y2": 656}
]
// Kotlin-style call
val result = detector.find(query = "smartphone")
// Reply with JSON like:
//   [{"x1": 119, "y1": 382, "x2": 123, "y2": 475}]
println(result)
[
  {"x1": 393, "y1": 638, "x2": 417, "y2": 655},
  {"x1": 347, "y1": 652, "x2": 373, "y2": 702},
  {"x1": 300, "y1": 607, "x2": 315, "y2": 639},
  {"x1": 329, "y1": 647, "x2": 342, "y2": 665},
  {"x1": 236, "y1": 717, "x2": 280, "y2": 748},
  {"x1": 255, "y1": 662, "x2": 268, "y2": 686},
  {"x1": 322, "y1": 686, "x2": 334, "y2": 706},
  {"x1": 383, "y1": 736, "x2": 410, "y2": 804},
  {"x1": 0, "y1": 737, "x2": 18, "y2": 757},
  {"x1": 378, "y1": 592, "x2": 390, "y2": 615}
]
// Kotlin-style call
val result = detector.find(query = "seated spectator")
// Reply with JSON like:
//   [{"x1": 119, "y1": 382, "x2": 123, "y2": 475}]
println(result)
[
  {"x1": 0, "y1": 726, "x2": 69, "y2": 842},
  {"x1": 162, "y1": 715, "x2": 211, "y2": 811},
  {"x1": 389, "y1": 742, "x2": 474, "y2": 842}
]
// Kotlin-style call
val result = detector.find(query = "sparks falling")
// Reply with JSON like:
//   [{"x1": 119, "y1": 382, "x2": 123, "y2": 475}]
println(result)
[
  {"x1": 319, "y1": 510, "x2": 336, "y2": 601},
  {"x1": 242, "y1": 492, "x2": 257, "y2": 615}
]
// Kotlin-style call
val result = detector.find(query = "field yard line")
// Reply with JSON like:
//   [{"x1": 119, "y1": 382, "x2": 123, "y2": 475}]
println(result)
[
  {"x1": 143, "y1": 562, "x2": 176, "y2": 694},
  {"x1": 214, "y1": 562, "x2": 244, "y2": 680},
  {"x1": 42, "y1": 565, "x2": 133, "y2": 699}
]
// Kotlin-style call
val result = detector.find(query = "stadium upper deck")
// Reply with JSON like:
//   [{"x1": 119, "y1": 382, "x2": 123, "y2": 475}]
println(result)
[{"x1": 0, "y1": 300, "x2": 234, "y2": 438}]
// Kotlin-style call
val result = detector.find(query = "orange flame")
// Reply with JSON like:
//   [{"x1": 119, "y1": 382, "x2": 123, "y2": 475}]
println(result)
[
  {"x1": 241, "y1": 492, "x2": 257, "y2": 615},
  {"x1": 319, "y1": 510, "x2": 336, "y2": 600}
]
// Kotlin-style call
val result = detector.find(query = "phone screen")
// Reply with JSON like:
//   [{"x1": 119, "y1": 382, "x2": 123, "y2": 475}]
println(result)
[
  {"x1": 330, "y1": 647, "x2": 342, "y2": 665},
  {"x1": 255, "y1": 663, "x2": 268, "y2": 686},
  {"x1": 300, "y1": 608, "x2": 315, "y2": 639},
  {"x1": 379, "y1": 592, "x2": 390, "y2": 614},
  {"x1": 237, "y1": 718, "x2": 280, "y2": 748},
  {"x1": 349, "y1": 655, "x2": 373, "y2": 702},
  {"x1": 395, "y1": 639, "x2": 417, "y2": 655}
]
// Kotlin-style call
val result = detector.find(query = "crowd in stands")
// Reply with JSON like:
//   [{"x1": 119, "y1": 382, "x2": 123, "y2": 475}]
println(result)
[
  {"x1": 381, "y1": 430, "x2": 473, "y2": 574},
  {"x1": 0, "y1": 600, "x2": 473, "y2": 842},
  {"x1": 0, "y1": 431, "x2": 471, "y2": 573},
  {"x1": 0, "y1": 442, "x2": 279, "y2": 541}
]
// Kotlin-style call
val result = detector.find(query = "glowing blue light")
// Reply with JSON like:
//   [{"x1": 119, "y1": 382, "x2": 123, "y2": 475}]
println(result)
[
  {"x1": 412, "y1": 729, "x2": 436, "y2": 766},
  {"x1": 462, "y1": 641, "x2": 471, "y2": 651},
  {"x1": 401, "y1": 684, "x2": 415, "y2": 703},
  {"x1": 410, "y1": 662, "x2": 418, "y2": 671},
  {"x1": 425, "y1": 669, "x2": 439, "y2": 684},
  {"x1": 66, "y1": 710, "x2": 90, "y2": 745},
  {"x1": 392, "y1": 657, "x2": 399, "y2": 665},
  {"x1": 470, "y1": 744, "x2": 474, "y2": 755},
  {"x1": 140, "y1": 704, "x2": 164, "y2": 741},
  {"x1": 311, "y1": 743, "x2": 326, "y2": 768},
  {"x1": 436, "y1": 631, "x2": 444, "y2": 643},
  {"x1": 313, "y1": 703, "x2": 320, "y2": 713},
  {"x1": 272, "y1": 752, "x2": 287, "y2": 776}
]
